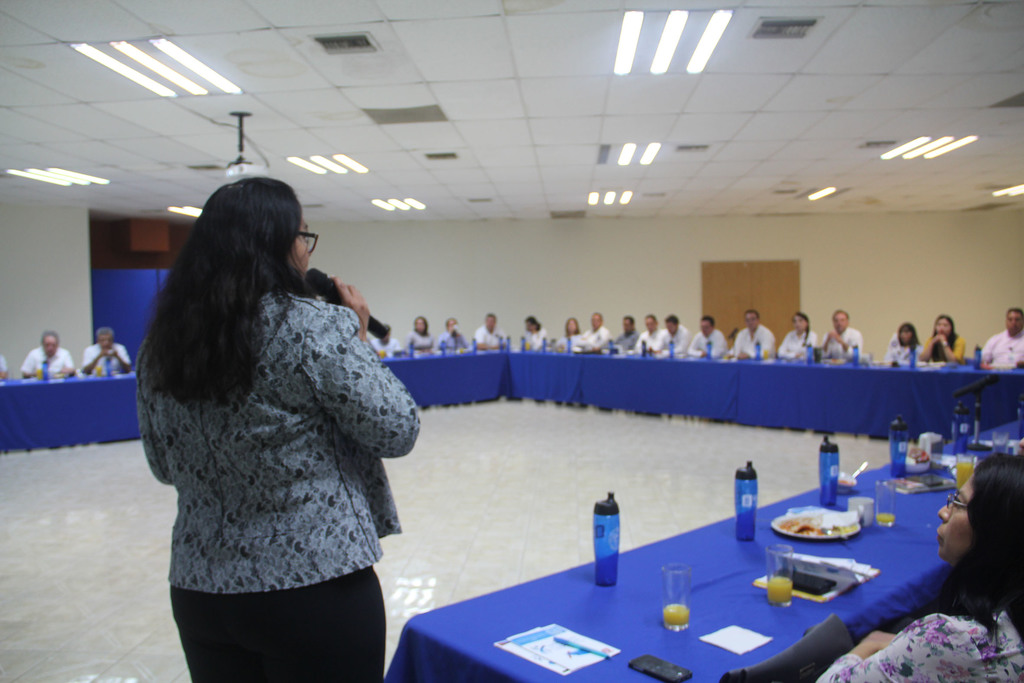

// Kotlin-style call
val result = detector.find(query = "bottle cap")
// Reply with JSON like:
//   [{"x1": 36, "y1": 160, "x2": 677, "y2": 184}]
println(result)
[
  {"x1": 820, "y1": 435, "x2": 838, "y2": 453},
  {"x1": 954, "y1": 401, "x2": 969, "y2": 415},
  {"x1": 594, "y1": 492, "x2": 619, "y2": 515},
  {"x1": 735, "y1": 461, "x2": 757, "y2": 480},
  {"x1": 890, "y1": 414, "x2": 907, "y2": 431}
]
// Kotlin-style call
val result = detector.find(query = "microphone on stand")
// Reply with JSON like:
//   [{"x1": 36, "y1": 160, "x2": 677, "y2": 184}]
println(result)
[
  {"x1": 305, "y1": 268, "x2": 391, "y2": 340},
  {"x1": 952, "y1": 374, "x2": 998, "y2": 398},
  {"x1": 727, "y1": 328, "x2": 739, "y2": 342}
]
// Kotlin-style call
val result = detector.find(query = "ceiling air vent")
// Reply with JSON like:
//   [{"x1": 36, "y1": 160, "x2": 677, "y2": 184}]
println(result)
[
  {"x1": 467, "y1": 198, "x2": 492, "y2": 203},
  {"x1": 363, "y1": 105, "x2": 448, "y2": 125},
  {"x1": 861, "y1": 140, "x2": 897, "y2": 149},
  {"x1": 597, "y1": 144, "x2": 611, "y2": 164},
  {"x1": 676, "y1": 144, "x2": 710, "y2": 153},
  {"x1": 965, "y1": 202, "x2": 1012, "y2": 211},
  {"x1": 752, "y1": 18, "x2": 818, "y2": 39},
  {"x1": 551, "y1": 210, "x2": 586, "y2": 219},
  {"x1": 643, "y1": 192, "x2": 666, "y2": 198},
  {"x1": 187, "y1": 164, "x2": 224, "y2": 171},
  {"x1": 314, "y1": 33, "x2": 377, "y2": 55},
  {"x1": 425, "y1": 152, "x2": 458, "y2": 161},
  {"x1": 991, "y1": 90, "x2": 1024, "y2": 108}
]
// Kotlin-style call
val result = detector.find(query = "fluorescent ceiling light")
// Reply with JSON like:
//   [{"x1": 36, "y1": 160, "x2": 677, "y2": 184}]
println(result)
[
  {"x1": 7, "y1": 169, "x2": 72, "y2": 186},
  {"x1": 923, "y1": 135, "x2": 978, "y2": 159},
  {"x1": 614, "y1": 11, "x2": 644, "y2": 75},
  {"x1": 27, "y1": 168, "x2": 89, "y2": 185},
  {"x1": 332, "y1": 154, "x2": 369, "y2": 173},
  {"x1": 110, "y1": 41, "x2": 207, "y2": 95},
  {"x1": 404, "y1": 198, "x2": 426, "y2": 210},
  {"x1": 603, "y1": 191, "x2": 616, "y2": 205},
  {"x1": 309, "y1": 155, "x2": 349, "y2": 174},
  {"x1": 150, "y1": 39, "x2": 242, "y2": 94},
  {"x1": 47, "y1": 168, "x2": 109, "y2": 184},
  {"x1": 808, "y1": 187, "x2": 836, "y2": 201},
  {"x1": 287, "y1": 157, "x2": 328, "y2": 174},
  {"x1": 639, "y1": 143, "x2": 661, "y2": 165},
  {"x1": 588, "y1": 192, "x2": 599, "y2": 206},
  {"x1": 71, "y1": 43, "x2": 176, "y2": 97},
  {"x1": 651, "y1": 11, "x2": 688, "y2": 74},
  {"x1": 880, "y1": 137, "x2": 931, "y2": 160},
  {"x1": 372, "y1": 199, "x2": 396, "y2": 211},
  {"x1": 619, "y1": 191, "x2": 633, "y2": 205},
  {"x1": 902, "y1": 136, "x2": 954, "y2": 159},
  {"x1": 618, "y1": 143, "x2": 637, "y2": 166},
  {"x1": 388, "y1": 199, "x2": 411, "y2": 210},
  {"x1": 993, "y1": 184, "x2": 1024, "y2": 197},
  {"x1": 168, "y1": 206, "x2": 202, "y2": 217},
  {"x1": 687, "y1": 10, "x2": 732, "y2": 74}
]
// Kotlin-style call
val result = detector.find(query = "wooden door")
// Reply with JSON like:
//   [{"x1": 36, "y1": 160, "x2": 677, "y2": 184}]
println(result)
[{"x1": 701, "y1": 261, "x2": 800, "y2": 348}]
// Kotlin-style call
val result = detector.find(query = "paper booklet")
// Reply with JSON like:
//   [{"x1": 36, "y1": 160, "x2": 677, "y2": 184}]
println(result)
[
  {"x1": 495, "y1": 623, "x2": 619, "y2": 675},
  {"x1": 754, "y1": 553, "x2": 879, "y2": 603}
]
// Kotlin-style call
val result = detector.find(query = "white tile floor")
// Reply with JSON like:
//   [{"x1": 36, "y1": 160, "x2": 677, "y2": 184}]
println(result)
[{"x1": 0, "y1": 400, "x2": 891, "y2": 681}]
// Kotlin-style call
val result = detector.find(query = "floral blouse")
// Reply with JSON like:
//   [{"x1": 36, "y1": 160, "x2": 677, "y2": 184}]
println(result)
[{"x1": 818, "y1": 612, "x2": 1024, "y2": 682}]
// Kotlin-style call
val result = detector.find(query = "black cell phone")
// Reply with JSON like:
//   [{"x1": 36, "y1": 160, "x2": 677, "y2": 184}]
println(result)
[
  {"x1": 628, "y1": 654, "x2": 693, "y2": 682},
  {"x1": 792, "y1": 570, "x2": 837, "y2": 595}
]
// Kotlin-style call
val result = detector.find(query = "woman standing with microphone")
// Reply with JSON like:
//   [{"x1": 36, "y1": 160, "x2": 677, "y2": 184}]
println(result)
[{"x1": 137, "y1": 177, "x2": 419, "y2": 681}]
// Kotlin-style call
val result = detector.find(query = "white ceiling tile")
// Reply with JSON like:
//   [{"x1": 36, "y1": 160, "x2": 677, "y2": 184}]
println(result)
[
  {"x1": 342, "y1": 84, "x2": 437, "y2": 109},
  {"x1": 712, "y1": 140, "x2": 786, "y2": 163},
  {"x1": 256, "y1": 89, "x2": 364, "y2": 128},
  {"x1": 106, "y1": 136, "x2": 217, "y2": 165},
  {"x1": 472, "y1": 146, "x2": 536, "y2": 167},
  {"x1": 0, "y1": 69, "x2": 75, "y2": 106},
  {"x1": 668, "y1": 113, "x2": 752, "y2": 142},
  {"x1": 243, "y1": 0, "x2": 384, "y2": 27},
  {"x1": 897, "y1": 2, "x2": 1024, "y2": 75},
  {"x1": 2, "y1": 0, "x2": 152, "y2": 42},
  {"x1": 600, "y1": 115, "x2": 677, "y2": 144},
  {"x1": 432, "y1": 80, "x2": 525, "y2": 120},
  {"x1": 392, "y1": 17, "x2": 514, "y2": 81},
  {"x1": 282, "y1": 23, "x2": 424, "y2": 88},
  {"x1": 91, "y1": 100, "x2": 223, "y2": 136},
  {"x1": 111, "y1": 0, "x2": 269, "y2": 33},
  {"x1": 0, "y1": 107, "x2": 86, "y2": 143},
  {"x1": 384, "y1": 121, "x2": 465, "y2": 149},
  {"x1": 507, "y1": 11, "x2": 621, "y2": 78},
  {"x1": 763, "y1": 75, "x2": 882, "y2": 112},
  {"x1": 57, "y1": 140, "x2": 164, "y2": 169},
  {"x1": 311, "y1": 126, "x2": 403, "y2": 154},
  {"x1": 15, "y1": 104, "x2": 157, "y2": 140},
  {"x1": 455, "y1": 120, "x2": 532, "y2": 147},
  {"x1": 733, "y1": 111, "x2": 825, "y2": 141},
  {"x1": 536, "y1": 145, "x2": 600, "y2": 166},
  {"x1": 685, "y1": 74, "x2": 792, "y2": 114},
  {"x1": 378, "y1": 0, "x2": 502, "y2": 20},
  {"x1": 519, "y1": 77, "x2": 608, "y2": 117},
  {"x1": 920, "y1": 74, "x2": 1024, "y2": 110},
  {"x1": 801, "y1": 110, "x2": 901, "y2": 141},
  {"x1": 605, "y1": 75, "x2": 698, "y2": 116},
  {"x1": 530, "y1": 118, "x2": 601, "y2": 145}
]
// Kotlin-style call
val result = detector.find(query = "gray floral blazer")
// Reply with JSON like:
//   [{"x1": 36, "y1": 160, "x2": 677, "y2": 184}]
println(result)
[{"x1": 137, "y1": 293, "x2": 420, "y2": 593}]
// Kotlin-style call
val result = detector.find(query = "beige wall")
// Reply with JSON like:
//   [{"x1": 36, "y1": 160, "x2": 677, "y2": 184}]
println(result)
[
  {"x1": 313, "y1": 209, "x2": 1024, "y2": 358},
  {"x1": 1, "y1": 202, "x2": 1021, "y2": 370},
  {"x1": 0, "y1": 204, "x2": 91, "y2": 374}
]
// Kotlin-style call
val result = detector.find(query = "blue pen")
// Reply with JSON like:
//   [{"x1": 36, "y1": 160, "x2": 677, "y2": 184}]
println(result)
[{"x1": 553, "y1": 637, "x2": 610, "y2": 659}]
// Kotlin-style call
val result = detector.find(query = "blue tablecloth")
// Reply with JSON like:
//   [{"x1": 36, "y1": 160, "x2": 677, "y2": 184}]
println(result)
[
  {"x1": 385, "y1": 467, "x2": 952, "y2": 683},
  {"x1": 0, "y1": 374, "x2": 140, "y2": 450},
  {"x1": 384, "y1": 353, "x2": 509, "y2": 407}
]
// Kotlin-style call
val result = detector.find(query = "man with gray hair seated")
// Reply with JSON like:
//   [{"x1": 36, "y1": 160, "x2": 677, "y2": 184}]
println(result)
[
  {"x1": 22, "y1": 330, "x2": 76, "y2": 378},
  {"x1": 82, "y1": 327, "x2": 132, "y2": 376}
]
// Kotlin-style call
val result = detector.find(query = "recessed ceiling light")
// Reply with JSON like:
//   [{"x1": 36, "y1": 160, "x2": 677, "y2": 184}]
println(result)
[
  {"x1": 150, "y1": 39, "x2": 241, "y2": 94},
  {"x1": 388, "y1": 199, "x2": 411, "y2": 210},
  {"x1": 922, "y1": 135, "x2": 978, "y2": 159},
  {"x1": 110, "y1": 41, "x2": 207, "y2": 95},
  {"x1": 619, "y1": 191, "x2": 633, "y2": 205},
  {"x1": 993, "y1": 183, "x2": 1024, "y2": 197},
  {"x1": 27, "y1": 168, "x2": 89, "y2": 185},
  {"x1": 614, "y1": 11, "x2": 644, "y2": 75},
  {"x1": 287, "y1": 157, "x2": 328, "y2": 174},
  {"x1": 404, "y1": 198, "x2": 426, "y2": 210},
  {"x1": 333, "y1": 154, "x2": 369, "y2": 173},
  {"x1": 880, "y1": 137, "x2": 931, "y2": 160},
  {"x1": 618, "y1": 143, "x2": 637, "y2": 166},
  {"x1": 639, "y1": 143, "x2": 661, "y2": 165},
  {"x1": 6, "y1": 169, "x2": 72, "y2": 186},
  {"x1": 808, "y1": 187, "x2": 837, "y2": 201},
  {"x1": 650, "y1": 11, "x2": 688, "y2": 74},
  {"x1": 687, "y1": 10, "x2": 732, "y2": 74},
  {"x1": 168, "y1": 206, "x2": 202, "y2": 217},
  {"x1": 603, "y1": 191, "x2": 616, "y2": 205},
  {"x1": 588, "y1": 192, "x2": 599, "y2": 206},
  {"x1": 309, "y1": 155, "x2": 349, "y2": 174},
  {"x1": 71, "y1": 43, "x2": 176, "y2": 97},
  {"x1": 371, "y1": 199, "x2": 396, "y2": 211},
  {"x1": 902, "y1": 137, "x2": 954, "y2": 159},
  {"x1": 47, "y1": 168, "x2": 109, "y2": 184}
]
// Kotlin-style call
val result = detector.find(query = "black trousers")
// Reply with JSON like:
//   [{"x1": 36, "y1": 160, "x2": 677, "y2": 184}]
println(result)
[{"x1": 171, "y1": 566, "x2": 385, "y2": 683}]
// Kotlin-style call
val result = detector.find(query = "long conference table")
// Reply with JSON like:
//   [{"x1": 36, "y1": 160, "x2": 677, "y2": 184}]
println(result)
[
  {"x1": 384, "y1": 461, "x2": 957, "y2": 683},
  {"x1": 1, "y1": 354, "x2": 1022, "y2": 450}
]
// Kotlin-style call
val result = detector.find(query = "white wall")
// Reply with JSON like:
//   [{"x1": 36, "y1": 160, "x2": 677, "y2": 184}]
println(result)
[
  {"x1": 0, "y1": 203, "x2": 91, "y2": 374},
  {"x1": 1, "y1": 203, "x2": 1021, "y2": 369}
]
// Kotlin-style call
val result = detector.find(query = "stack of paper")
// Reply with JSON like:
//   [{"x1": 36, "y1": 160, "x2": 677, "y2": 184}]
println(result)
[{"x1": 495, "y1": 624, "x2": 619, "y2": 675}]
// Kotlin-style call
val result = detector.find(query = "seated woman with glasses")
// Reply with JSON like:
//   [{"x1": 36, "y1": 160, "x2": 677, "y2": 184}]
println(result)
[{"x1": 818, "y1": 454, "x2": 1024, "y2": 681}]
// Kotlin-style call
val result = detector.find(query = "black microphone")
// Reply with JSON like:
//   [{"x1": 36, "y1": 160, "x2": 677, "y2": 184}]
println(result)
[
  {"x1": 727, "y1": 327, "x2": 739, "y2": 341},
  {"x1": 305, "y1": 268, "x2": 391, "y2": 340},
  {"x1": 952, "y1": 374, "x2": 999, "y2": 398}
]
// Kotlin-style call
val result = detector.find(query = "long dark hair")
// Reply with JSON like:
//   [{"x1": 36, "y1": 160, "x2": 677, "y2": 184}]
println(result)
[
  {"x1": 940, "y1": 454, "x2": 1024, "y2": 636},
  {"x1": 897, "y1": 322, "x2": 919, "y2": 349},
  {"x1": 794, "y1": 311, "x2": 810, "y2": 343},
  {"x1": 930, "y1": 315, "x2": 959, "y2": 362},
  {"x1": 143, "y1": 177, "x2": 308, "y2": 402}
]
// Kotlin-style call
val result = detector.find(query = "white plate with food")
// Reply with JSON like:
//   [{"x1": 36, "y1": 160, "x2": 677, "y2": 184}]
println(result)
[{"x1": 771, "y1": 507, "x2": 861, "y2": 542}]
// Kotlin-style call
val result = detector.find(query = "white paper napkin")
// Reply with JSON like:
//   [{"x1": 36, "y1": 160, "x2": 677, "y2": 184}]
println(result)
[{"x1": 699, "y1": 625, "x2": 773, "y2": 655}]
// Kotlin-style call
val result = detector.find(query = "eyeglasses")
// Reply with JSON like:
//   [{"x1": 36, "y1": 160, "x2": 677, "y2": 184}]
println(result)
[
  {"x1": 298, "y1": 231, "x2": 318, "y2": 254},
  {"x1": 946, "y1": 490, "x2": 968, "y2": 511}
]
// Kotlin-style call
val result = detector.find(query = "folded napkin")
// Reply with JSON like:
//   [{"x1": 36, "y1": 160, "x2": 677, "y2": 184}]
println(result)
[{"x1": 700, "y1": 625, "x2": 773, "y2": 655}]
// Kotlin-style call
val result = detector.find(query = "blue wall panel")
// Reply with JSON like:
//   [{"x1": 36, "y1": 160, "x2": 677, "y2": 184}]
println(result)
[{"x1": 90, "y1": 269, "x2": 161, "y2": 361}]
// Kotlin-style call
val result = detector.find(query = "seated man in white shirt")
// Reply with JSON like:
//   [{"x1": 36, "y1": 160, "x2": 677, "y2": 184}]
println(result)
[
  {"x1": 821, "y1": 309, "x2": 864, "y2": 361},
  {"x1": 614, "y1": 316, "x2": 639, "y2": 353},
  {"x1": 687, "y1": 315, "x2": 728, "y2": 359},
  {"x1": 82, "y1": 327, "x2": 132, "y2": 376},
  {"x1": 730, "y1": 309, "x2": 775, "y2": 359},
  {"x1": 981, "y1": 307, "x2": 1024, "y2": 368},
  {"x1": 577, "y1": 312, "x2": 613, "y2": 353},
  {"x1": 473, "y1": 313, "x2": 506, "y2": 351},
  {"x1": 21, "y1": 330, "x2": 76, "y2": 378},
  {"x1": 437, "y1": 317, "x2": 470, "y2": 352},
  {"x1": 636, "y1": 314, "x2": 669, "y2": 355},
  {"x1": 370, "y1": 330, "x2": 403, "y2": 358},
  {"x1": 662, "y1": 315, "x2": 691, "y2": 357}
]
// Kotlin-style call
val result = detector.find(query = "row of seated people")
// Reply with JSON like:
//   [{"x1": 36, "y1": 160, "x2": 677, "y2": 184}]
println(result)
[
  {"x1": 1, "y1": 328, "x2": 132, "y2": 380},
  {"x1": 370, "y1": 308, "x2": 1024, "y2": 369}
]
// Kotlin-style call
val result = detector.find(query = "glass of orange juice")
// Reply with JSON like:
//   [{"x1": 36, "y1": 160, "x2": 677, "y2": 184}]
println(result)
[
  {"x1": 661, "y1": 564, "x2": 692, "y2": 631},
  {"x1": 765, "y1": 544, "x2": 794, "y2": 606},
  {"x1": 956, "y1": 453, "x2": 975, "y2": 490},
  {"x1": 875, "y1": 480, "x2": 896, "y2": 527}
]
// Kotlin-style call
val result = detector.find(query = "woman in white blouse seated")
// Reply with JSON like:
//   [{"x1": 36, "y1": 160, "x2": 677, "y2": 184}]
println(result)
[
  {"x1": 523, "y1": 316, "x2": 548, "y2": 351},
  {"x1": 405, "y1": 316, "x2": 434, "y2": 355},
  {"x1": 818, "y1": 454, "x2": 1024, "y2": 682},
  {"x1": 883, "y1": 322, "x2": 920, "y2": 365},
  {"x1": 555, "y1": 317, "x2": 583, "y2": 353},
  {"x1": 777, "y1": 312, "x2": 817, "y2": 360}
]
